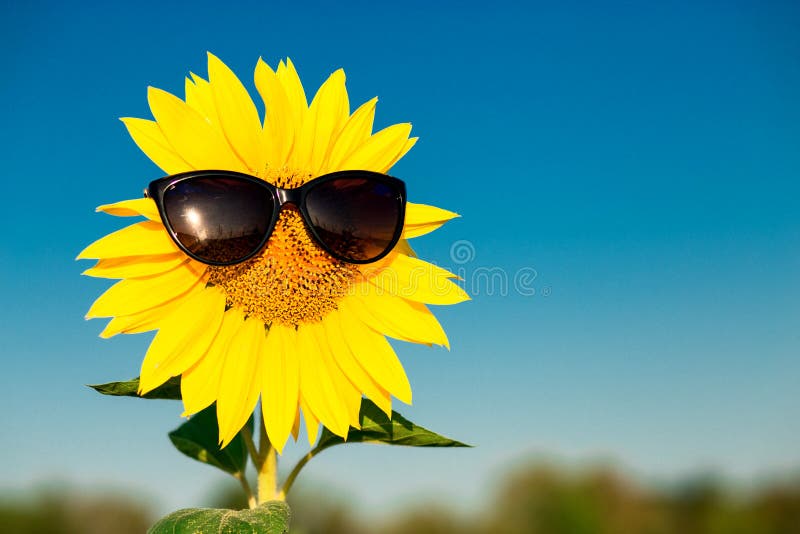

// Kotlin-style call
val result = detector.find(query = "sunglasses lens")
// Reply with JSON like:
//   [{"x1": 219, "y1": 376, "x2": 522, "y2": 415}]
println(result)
[
  {"x1": 304, "y1": 176, "x2": 403, "y2": 262},
  {"x1": 162, "y1": 176, "x2": 274, "y2": 264}
]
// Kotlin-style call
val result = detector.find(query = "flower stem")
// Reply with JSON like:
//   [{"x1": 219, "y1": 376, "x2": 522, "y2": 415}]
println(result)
[
  {"x1": 256, "y1": 410, "x2": 280, "y2": 503},
  {"x1": 241, "y1": 425, "x2": 260, "y2": 469},
  {"x1": 234, "y1": 472, "x2": 257, "y2": 509},
  {"x1": 280, "y1": 444, "x2": 325, "y2": 498}
]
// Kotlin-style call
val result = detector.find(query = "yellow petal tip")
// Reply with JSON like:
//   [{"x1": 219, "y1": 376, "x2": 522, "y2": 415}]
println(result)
[{"x1": 76, "y1": 245, "x2": 94, "y2": 260}]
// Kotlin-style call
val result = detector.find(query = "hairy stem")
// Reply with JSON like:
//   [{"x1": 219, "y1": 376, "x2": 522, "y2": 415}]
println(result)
[
  {"x1": 280, "y1": 445, "x2": 327, "y2": 499},
  {"x1": 257, "y1": 411, "x2": 280, "y2": 502},
  {"x1": 234, "y1": 472, "x2": 257, "y2": 509},
  {"x1": 241, "y1": 425, "x2": 260, "y2": 470}
]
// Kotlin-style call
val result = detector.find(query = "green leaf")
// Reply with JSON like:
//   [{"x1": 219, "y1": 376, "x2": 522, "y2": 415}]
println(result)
[
  {"x1": 168, "y1": 404, "x2": 252, "y2": 476},
  {"x1": 316, "y1": 399, "x2": 470, "y2": 452},
  {"x1": 147, "y1": 501, "x2": 290, "y2": 534},
  {"x1": 88, "y1": 376, "x2": 181, "y2": 400}
]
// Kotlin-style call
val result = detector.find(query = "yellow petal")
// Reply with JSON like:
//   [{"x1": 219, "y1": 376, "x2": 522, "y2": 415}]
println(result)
[
  {"x1": 403, "y1": 223, "x2": 448, "y2": 239},
  {"x1": 352, "y1": 285, "x2": 450, "y2": 348},
  {"x1": 307, "y1": 322, "x2": 362, "y2": 429},
  {"x1": 342, "y1": 292, "x2": 417, "y2": 344},
  {"x1": 77, "y1": 221, "x2": 179, "y2": 260},
  {"x1": 185, "y1": 74, "x2": 220, "y2": 125},
  {"x1": 322, "y1": 310, "x2": 392, "y2": 416},
  {"x1": 276, "y1": 58, "x2": 307, "y2": 128},
  {"x1": 217, "y1": 315, "x2": 265, "y2": 446},
  {"x1": 393, "y1": 239, "x2": 417, "y2": 258},
  {"x1": 290, "y1": 406, "x2": 301, "y2": 442},
  {"x1": 255, "y1": 58, "x2": 294, "y2": 167},
  {"x1": 207, "y1": 52, "x2": 265, "y2": 172},
  {"x1": 403, "y1": 202, "x2": 460, "y2": 239},
  {"x1": 185, "y1": 77, "x2": 198, "y2": 110},
  {"x1": 300, "y1": 398, "x2": 319, "y2": 447},
  {"x1": 120, "y1": 117, "x2": 192, "y2": 175},
  {"x1": 96, "y1": 198, "x2": 160, "y2": 221},
  {"x1": 323, "y1": 97, "x2": 377, "y2": 172},
  {"x1": 296, "y1": 324, "x2": 350, "y2": 437},
  {"x1": 148, "y1": 86, "x2": 246, "y2": 171},
  {"x1": 383, "y1": 136, "x2": 418, "y2": 171},
  {"x1": 86, "y1": 261, "x2": 205, "y2": 318},
  {"x1": 180, "y1": 308, "x2": 244, "y2": 416},
  {"x1": 138, "y1": 286, "x2": 226, "y2": 394},
  {"x1": 83, "y1": 253, "x2": 186, "y2": 279},
  {"x1": 338, "y1": 123, "x2": 412, "y2": 173},
  {"x1": 261, "y1": 324, "x2": 300, "y2": 453},
  {"x1": 404, "y1": 202, "x2": 460, "y2": 226},
  {"x1": 101, "y1": 314, "x2": 160, "y2": 338},
  {"x1": 99, "y1": 287, "x2": 198, "y2": 338},
  {"x1": 291, "y1": 69, "x2": 349, "y2": 175},
  {"x1": 336, "y1": 301, "x2": 412, "y2": 404},
  {"x1": 367, "y1": 254, "x2": 469, "y2": 305}
]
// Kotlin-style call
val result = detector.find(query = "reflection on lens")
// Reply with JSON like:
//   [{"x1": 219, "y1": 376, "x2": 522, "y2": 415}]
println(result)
[
  {"x1": 304, "y1": 176, "x2": 402, "y2": 262},
  {"x1": 163, "y1": 176, "x2": 274, "y2": 264}
]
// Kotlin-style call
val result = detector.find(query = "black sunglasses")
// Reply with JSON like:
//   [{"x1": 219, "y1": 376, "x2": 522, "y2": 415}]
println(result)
[{"x1": 146, "y1": 169, "x2": 406, "y2": 266}]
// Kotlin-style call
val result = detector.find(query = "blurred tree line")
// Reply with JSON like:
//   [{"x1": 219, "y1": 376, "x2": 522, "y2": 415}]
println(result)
[
  {"x1": 3, "y1": 463, "x2": 799, "y2": 533},
  {"x1": 284, "y1": 465, "x2": 800, "y2": 534}
]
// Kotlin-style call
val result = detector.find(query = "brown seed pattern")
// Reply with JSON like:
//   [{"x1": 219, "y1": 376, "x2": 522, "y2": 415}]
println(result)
[{"x1": 208, "y1": 168, "x2": 359, "y2": 327}]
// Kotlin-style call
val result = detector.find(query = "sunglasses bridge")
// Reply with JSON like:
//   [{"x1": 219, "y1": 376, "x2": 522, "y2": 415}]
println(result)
[{"x1": 274, "y1": 186, "x2": 303, "y2": 208}]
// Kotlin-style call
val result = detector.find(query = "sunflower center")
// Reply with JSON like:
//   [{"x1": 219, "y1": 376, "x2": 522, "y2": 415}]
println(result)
[{"x1": 207, "y1": 169, "x2": 360, "y2": 327}]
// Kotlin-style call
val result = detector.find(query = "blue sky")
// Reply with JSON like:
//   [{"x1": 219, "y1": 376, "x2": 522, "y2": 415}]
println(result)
[{"x1": 2, "y1": 0, "x2": 799, "y2": 516}]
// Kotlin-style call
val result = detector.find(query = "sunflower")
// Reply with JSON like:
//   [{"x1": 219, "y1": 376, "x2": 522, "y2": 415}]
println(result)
[{"x1": 79, "y1": 53, "x2": 468, "y2": 452}]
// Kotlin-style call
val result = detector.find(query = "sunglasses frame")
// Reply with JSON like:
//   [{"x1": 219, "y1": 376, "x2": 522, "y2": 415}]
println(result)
[{"x1": 146, "y1": 169, "x2": 407, "y2": 266}]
